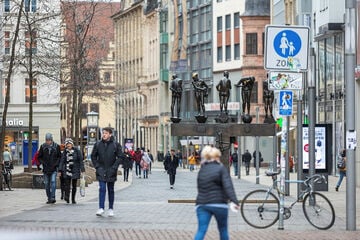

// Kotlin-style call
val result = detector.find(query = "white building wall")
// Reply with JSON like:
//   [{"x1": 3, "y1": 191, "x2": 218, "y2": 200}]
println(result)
[{"x1": 213, "y1": 0, "x2": 244, "y2": 72}]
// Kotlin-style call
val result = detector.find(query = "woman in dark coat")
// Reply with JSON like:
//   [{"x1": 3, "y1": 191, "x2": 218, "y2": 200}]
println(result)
[
  {"x1": 194, "y1": 146, "x2": 239, "y2": 240},
  {"x1": 59, "y1": 138, "x2": 85, "y2": 204},
  {"x1": 163, "y1": 149, "x2": 179, "y2": 189},
  {"x1": 122, "y1": 148, "x2": 133, "y2": 182}
]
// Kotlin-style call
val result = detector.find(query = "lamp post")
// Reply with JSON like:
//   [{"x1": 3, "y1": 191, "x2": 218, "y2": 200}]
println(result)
[{"x1": 86, "y1": 111, "x2": 99, "y2": 161}]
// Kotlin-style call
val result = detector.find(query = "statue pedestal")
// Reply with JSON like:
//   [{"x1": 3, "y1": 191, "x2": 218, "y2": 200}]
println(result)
[
  {"x1": 170, "y1": 117, "x2": 182, "y2": 123},
  {"x1": 242, "y1": 114, "x2": 253, "y2": 123},
  {"x1": 215, "y1": 112, "x2": 229, "y2": 123},
  {"x1": 195, "y1": 115, "x2": 207, "y2": 123}
]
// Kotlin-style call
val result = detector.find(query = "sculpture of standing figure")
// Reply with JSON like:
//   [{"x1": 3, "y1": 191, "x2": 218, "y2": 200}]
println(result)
[
  {"x1": 192, "y1": 72, "x2": 208, "y2": 116},
  {"x1": 235, "y1": 76, "x2": 255, "y2": 115},
  {"x1": 170, "y1": 74, "x2": 183, "y2": 119},
  {"x1": 263, "y1": 81, "x2": 274, "y2": 119},
  {"x1": 216, "y1": 71, "x2": 232, "y2": 114}
]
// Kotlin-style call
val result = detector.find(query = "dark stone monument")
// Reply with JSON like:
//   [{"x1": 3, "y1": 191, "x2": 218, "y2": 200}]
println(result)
[
  {"x1": 192, "y1": 72, "x2": 208, "y2": 123},
  {"x1": 170, "y1": 74, "x2": 183, "y2": 123},
  {"x1": 235, "y1": 76, "x2": 255, "y2": 115},
  {"x1": 216, "y1": 71, "x2": 232, "y2": 123},
  {"x1": 263, "y1": 81, "x2": 275, "y2": 124}
]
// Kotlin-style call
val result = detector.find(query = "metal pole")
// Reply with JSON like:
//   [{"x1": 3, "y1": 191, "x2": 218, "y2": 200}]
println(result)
[
  {"x1": 278, "y1": 115, "x2": 287, "y2": 230},
  {"x1": 297, "y1": 89, "x2": 303, "y2": 199},
  {"x1": 345, "y1": 0, "x2": 356, "y2": 230},
  {"x1": 285, "y1": 116, "x2": 290, "y2": 195},
  {"x1": 273, "y1": 135, "x2": 277, "y2": 172},
  {"x1": 308, "y1": 48, "x2": 316, "y2": 186},
  {"x1": 237, "y1": 84, "x2": 243, "y2": 179},
  {"x1": 255, "y1": 107, "x2": 260, "y2": 184}
]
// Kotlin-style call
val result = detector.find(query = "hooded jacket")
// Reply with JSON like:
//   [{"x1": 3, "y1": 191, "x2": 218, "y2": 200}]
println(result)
[{"x1": 91, "y1": 136, "x2": 123, "y2": 182}]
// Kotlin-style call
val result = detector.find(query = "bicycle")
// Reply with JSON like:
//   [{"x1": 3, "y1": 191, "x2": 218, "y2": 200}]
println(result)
[
  {"x1": 2, "y1": 161, "x2": 13, "y2": 191},
  {"x1": 240, "y1": 170, "x2": 335, "y2": 230}
]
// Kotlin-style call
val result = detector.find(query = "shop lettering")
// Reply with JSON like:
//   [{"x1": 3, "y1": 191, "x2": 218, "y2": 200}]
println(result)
[{"x1": 6, "y1": 118, "x2": 24, "y2": 126}]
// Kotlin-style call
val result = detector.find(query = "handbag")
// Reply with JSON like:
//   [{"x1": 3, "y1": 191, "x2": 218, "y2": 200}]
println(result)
[{"x1": 80, "y1": 175, "x2": 86, "y2": 197}]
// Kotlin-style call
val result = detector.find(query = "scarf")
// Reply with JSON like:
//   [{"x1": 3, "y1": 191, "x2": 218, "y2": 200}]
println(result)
[{"x1": 65, "y1": 148, "x2": 74, "y2": 177}]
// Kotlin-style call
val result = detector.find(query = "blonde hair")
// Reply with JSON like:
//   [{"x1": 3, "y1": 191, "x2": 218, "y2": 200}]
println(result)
[
  {"x1": 201, "y1": 145, "x2": 212, "y2": 161},
  {"x1": 201, "y1": 146, "x2": 222, "y2": 164}
]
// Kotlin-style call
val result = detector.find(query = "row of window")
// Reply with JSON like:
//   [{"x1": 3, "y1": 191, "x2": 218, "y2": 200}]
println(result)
[
  {"x1": 4, "y1": 0, "x2": 37, "y2": 12},
  {"x1": 217, "y1": 12, "x2": 239, "y2": 32},
  {"x1": 217, "y1": 44, "x2": 240, "y2": 62},
  {"x1": 4, "y1": 30, "x2": 37, "y2": 55}
]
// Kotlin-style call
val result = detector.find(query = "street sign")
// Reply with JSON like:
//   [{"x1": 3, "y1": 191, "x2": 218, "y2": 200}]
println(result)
[
  {"x1": 279, "y1": 90, "x2": 293, "y2": 116},
  {"x1": 268, "y1": 71, "x2": 303, "y2": 90},
  {"x1": 264, "y1": 25, "x2": 309, "y2": 71}
]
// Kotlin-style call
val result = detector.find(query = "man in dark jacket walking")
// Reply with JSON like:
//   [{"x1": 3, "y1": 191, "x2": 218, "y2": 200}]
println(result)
[
  {"x1": 38, "y1": 133, "x2": 61, "y2": 204},
  {"x1": 164, "y1": 149, "x2": 179, "y2": 189},
  {"x1": 91, "y1": 127, "x2": 123, "y2": 217},
  {"x1": 242, "y1": 150, "x2": 252, "y2": 175}
]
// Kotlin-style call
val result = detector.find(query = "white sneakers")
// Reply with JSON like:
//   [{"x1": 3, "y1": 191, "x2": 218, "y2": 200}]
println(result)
[
  {"x1": 96, "y1": 208, "x2": 104, "y2": 216},
  {"x1": 108, "y1": 209, "x2": 114, "y2": 217},
  {"x1": 96, "y1": 208, "x2": 114, "y2": 217}
]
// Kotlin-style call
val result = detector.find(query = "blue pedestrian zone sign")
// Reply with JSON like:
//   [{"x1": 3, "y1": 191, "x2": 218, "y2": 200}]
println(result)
[
  {"x1": 279, "y1": 90, "x2": 293, "y2": 116},
  {"x1": 265, "y1": 25, "x2": 309, "y2": 71}
]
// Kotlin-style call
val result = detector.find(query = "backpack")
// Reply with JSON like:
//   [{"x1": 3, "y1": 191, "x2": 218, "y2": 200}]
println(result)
[{"x1": 337, "y1": 157, "x2": 346, "y2": 169}]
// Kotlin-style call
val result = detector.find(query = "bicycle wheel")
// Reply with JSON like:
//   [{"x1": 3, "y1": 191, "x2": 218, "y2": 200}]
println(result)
[
  {"x1": 303, "y1": 192, "x2": 335, "y2": 230},
  {"x1": 241, "y1": 189, "x2": 279, "y2": 229}
]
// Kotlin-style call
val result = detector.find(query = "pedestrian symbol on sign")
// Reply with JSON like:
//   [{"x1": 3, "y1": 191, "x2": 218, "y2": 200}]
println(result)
[
  {"x1": 274, "y1": 30, "x2": 301, "y2": 58},
  {"x1": 279, "y1": 90, "x2": 293, "y2": 116}
]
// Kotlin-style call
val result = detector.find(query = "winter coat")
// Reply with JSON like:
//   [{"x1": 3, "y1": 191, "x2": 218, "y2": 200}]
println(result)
[
  {"x1": 38, "y1": 142, "x2": 61, "y2": 174},
  {"x1": 164, "y1": 154, "x2": 179, "y2": 175},
  {"x1": 134, "y1": 151, "x2": 142, "y2": 163},
  {"x1": 196, "y1": 161, "x2": 238, "y2": 205},
  {"x1": 122, "y1": 152, "x2": 133, "y2": 169},
  {"x1": 242, "y1": 151, "x2": 252, "y2": 163},
  {"x1": 91, "y1": 137, "x2": 123, "y2": 182},
  {"x1": 59, "y1": 147, "x2": 85, "y2": 180}
]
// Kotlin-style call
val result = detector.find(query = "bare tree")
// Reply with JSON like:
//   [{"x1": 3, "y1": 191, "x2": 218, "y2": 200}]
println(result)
[
  {"x1": 0, "y1": 0, "x2": 24, "y2": 188},
  {"x1": 61, "y1": 0, "x2": 120, "y2": 148},
  {"x1": 18, "y1": 2, "x2": 62, "y2": 172}
]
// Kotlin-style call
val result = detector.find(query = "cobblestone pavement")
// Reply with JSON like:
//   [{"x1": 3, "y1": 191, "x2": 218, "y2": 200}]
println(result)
[{"x1": 0, "y1": 164, "x2": 359, "y2": 239}]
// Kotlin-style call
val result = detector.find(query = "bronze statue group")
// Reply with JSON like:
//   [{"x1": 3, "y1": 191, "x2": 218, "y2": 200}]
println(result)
[{"x1": 169, "y1": 71, "x2": 275, "y2": 123}]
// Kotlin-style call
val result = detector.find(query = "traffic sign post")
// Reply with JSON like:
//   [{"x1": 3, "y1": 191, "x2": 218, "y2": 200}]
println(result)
[{"x1": 264, "y1": 25, "x2": 309, "y2": 71}]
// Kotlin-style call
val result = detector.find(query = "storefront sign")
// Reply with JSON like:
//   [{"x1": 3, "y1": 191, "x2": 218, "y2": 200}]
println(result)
[{"x1": 6, "y1": 118, "x2": 24, "y2": 126}]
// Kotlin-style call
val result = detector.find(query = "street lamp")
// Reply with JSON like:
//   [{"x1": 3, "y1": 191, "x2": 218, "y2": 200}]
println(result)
[{"x1": 86, "y1": 111, "x2": 99, "y2": 160}]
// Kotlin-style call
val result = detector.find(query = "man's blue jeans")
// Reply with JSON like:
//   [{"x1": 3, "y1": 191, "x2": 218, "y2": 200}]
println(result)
[
  {"x1": 194, "y1": 205, "x2": 229, "y2": 240},
  {"x1": 99, "y1": 181, "x2": 115, "y2": 209},
  {"x1": 43, "y1": 171, "x2": 57, "y2": 201}
]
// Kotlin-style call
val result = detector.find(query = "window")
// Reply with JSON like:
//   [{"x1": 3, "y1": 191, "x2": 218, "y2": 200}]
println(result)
[
  {"x1": 217, "y1": 47, "x2": 222, "y2": 62},
  {"x1": 225, "y1": 45, "x2": 231, "y2": 61},
  {"x1": 234, "y1": 44, "x2": 240, "y2": 60},
  {"x1": 225, "y1": 14, "x2": 231, "y2": 29},
  {"x1": 25, "y1": 30, "x2": 37, "y2": 55},
  {"x1": 234, "y1": 12, "x2": 239, "y2": 28},
  {"x1": 25, "y1": 0, "x2": 37, "y2": 12},
  {"x1": 4, "y1": 31, "x2": 10, "y2": 54},
  {"x1": 4, "y1": 0, "x2": 10, "y2": 12},
  {"x1": 103, "y1": 72, "x2": 111, "y2": 83},
  {"x1": 246, "y1": 33, "x2": 258, "y2": 55},
  {"x1": 25, "y1": 78, "x2": 37, "y2": 103},
  {"x1": 160, "y1": 12, "x2": 168, "y2": 33},
  {"x1": 90, "y1": 103, "x2": 99, "y2": 113},
  {"x1": 81, "y1": 104, "x2": 88, "y2": 119},
  {"x1": 217, "y1": 16, "x2": 222, "y2": 32}
]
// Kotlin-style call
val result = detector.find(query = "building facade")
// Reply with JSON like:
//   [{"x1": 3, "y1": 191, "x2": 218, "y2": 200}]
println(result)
[{"x1": 0, "y1": 0, "x2": 61, "y2": 164}]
